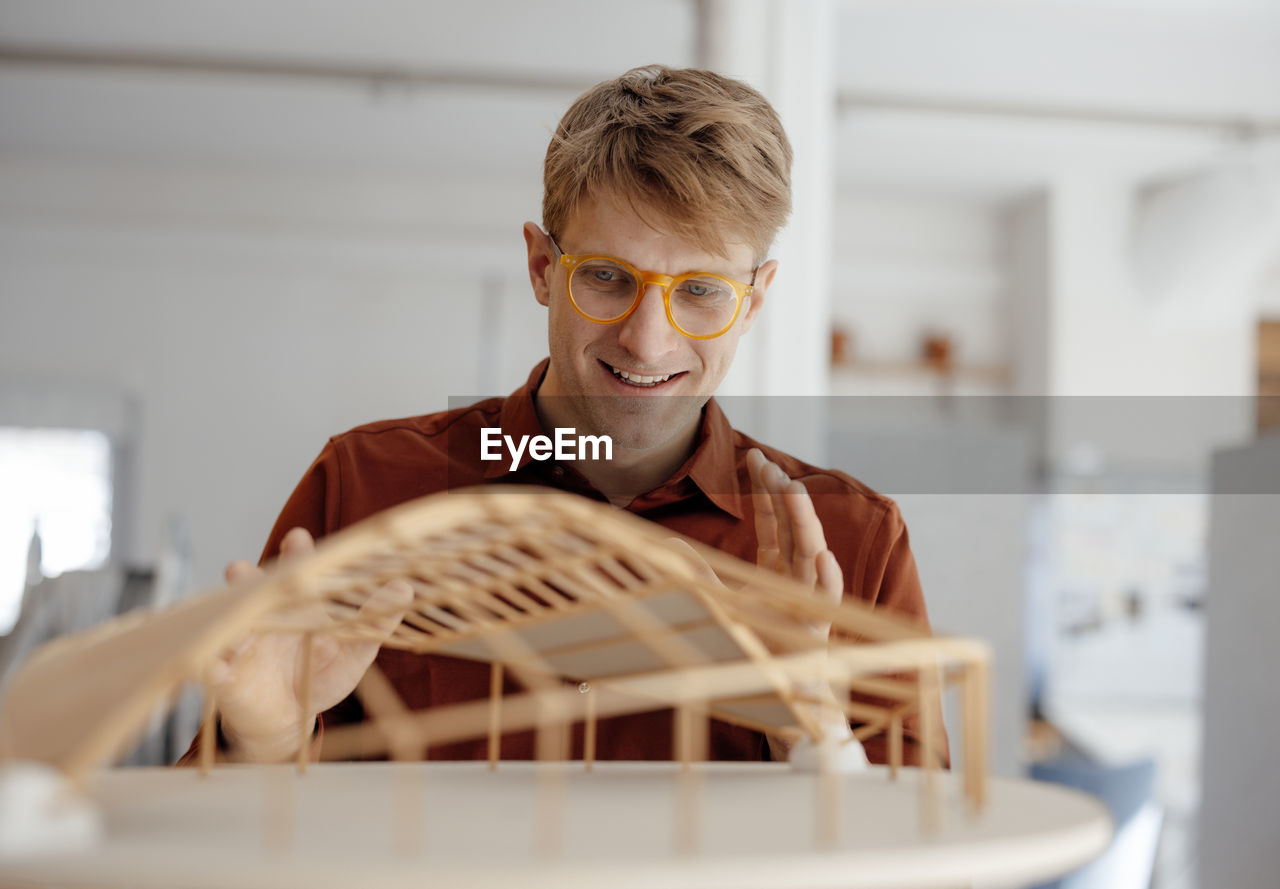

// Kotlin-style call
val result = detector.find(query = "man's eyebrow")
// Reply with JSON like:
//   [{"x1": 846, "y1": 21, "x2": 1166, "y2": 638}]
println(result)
[{"x1": 572, "y1": 247, "x2": 752, "y2": 279}]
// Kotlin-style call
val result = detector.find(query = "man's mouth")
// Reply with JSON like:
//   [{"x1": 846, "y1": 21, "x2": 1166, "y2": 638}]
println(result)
[{"x1": 602, "y1": 361, "x2": 683, "y2": 389}]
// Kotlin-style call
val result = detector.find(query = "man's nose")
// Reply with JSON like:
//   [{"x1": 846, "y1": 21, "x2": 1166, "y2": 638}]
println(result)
[{"x1": 616, "y1": 284, "x2": 680, "y2": 362}]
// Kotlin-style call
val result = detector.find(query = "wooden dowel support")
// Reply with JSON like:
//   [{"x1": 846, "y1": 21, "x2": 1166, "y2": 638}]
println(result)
[
  {"x1": 583, "y1": 687, "x2": 597, "y2": 771},
  {"x1": 676, "y1": 705, "x2": 691, "y2": 771},
  {"x1": 888, "y1": 714, "x2": 903, "y2": 779},
  {"x1": 199, "y1": 691, "x2": 216, "y2": 776},
  {"x1": 0, "y1": 488, "x2": 993, "y2": 848},
  {"x1": 296, "y1": 632, "x2": 313, "y2": 774},
  {"x1": 961, "y1": 661, "x2": 977, "y2": 809},
  {"x1": 918, "y1": 663, "x2": 941, "y2": 833},
  {"x1": 970, "y1": 659, "x2": 989, "y2": 811},
  {"x1": 488, "y1": 662, "x2": 503, "y2": 771}
]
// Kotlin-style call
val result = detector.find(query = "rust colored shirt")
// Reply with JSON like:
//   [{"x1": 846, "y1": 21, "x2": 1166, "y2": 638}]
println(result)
[{"x1": 240, "y1": 361, "x2": 940, "y2": 764}]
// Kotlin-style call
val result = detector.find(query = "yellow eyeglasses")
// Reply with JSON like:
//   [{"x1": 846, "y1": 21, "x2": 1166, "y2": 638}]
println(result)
[{"x1": 550, "y1": 236, "x2": 756, "y2": 340}]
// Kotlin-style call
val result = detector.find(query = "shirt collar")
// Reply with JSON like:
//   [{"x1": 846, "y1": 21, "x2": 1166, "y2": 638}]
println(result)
[
  {"x1": 682, "y1": 397, "x2": 745, "y2": 520},
  {"x1": 482, "y1": 359, "x2": 551, "y2": 479},
  {"x1": 484, "y1": 359, "x2": 744, "y2": 520}
]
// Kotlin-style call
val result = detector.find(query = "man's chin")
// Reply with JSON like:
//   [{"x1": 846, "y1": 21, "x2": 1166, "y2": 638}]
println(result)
[
  {"x1": 603, "y1": 427, "x2": 684, "y2": 452},
  {"x1": 582, "y1": 396, "x2": 706, "y2": 450}
]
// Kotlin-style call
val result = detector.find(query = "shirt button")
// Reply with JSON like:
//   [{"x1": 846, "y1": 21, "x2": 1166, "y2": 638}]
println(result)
[{"x1": 578, "y1": 681, "x2": 591, "y2": 694}]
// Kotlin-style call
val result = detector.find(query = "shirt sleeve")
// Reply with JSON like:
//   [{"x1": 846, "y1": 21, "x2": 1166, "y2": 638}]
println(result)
[
  {"x1": 174, "y1": 443, "x2": 343, "y2": 767},
  {"x1": 858, "y1": 500, "x2": 931, "y2": 626},
  {"x1": 258, "y1": 440, "x2": 346, "y2": 564},
  {"x1": 837, "y1": 497, "x2": 950, "y2": 767}
]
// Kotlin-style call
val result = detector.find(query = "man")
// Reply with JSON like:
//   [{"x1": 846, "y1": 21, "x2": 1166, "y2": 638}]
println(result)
[{"x1": 188, "y1": 65, "x2": 940, "y2": 767}]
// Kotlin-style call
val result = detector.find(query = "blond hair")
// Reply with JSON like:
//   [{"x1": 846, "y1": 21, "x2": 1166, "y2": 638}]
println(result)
[{"x1": 543, "y1": 65, "x2": 792, "y2": 262}]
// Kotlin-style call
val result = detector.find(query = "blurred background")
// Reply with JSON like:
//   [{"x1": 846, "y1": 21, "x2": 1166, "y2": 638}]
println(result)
[{"x1": 1, "y1": 2, "x2": 1278, "y2": 888}]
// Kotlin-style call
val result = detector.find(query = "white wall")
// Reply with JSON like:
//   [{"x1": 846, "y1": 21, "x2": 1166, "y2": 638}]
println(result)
[
  {"x1": 827, "y1": 190, "x2": 1010, "y2": 401},
  {"x1": 829, "y1": 191, "x2": 1007, "y2": 372},
  {"x1": 896, "y1": 492, "x2": 1029, "y2": 779},
  {"x1": 0, "y1": 157, "x2": 548, "y2": 591},
  {"x1": 1048, "y1": 176, "x2": 1257, "y2": 399},
  {"x1": 834, "y1": 4, "x2": 1280, "y2": 121},
  {"x1": 826, "y1": 402, "x2": 1033, "y2": 777},
  {"x1": 1254, "y1": 243, "x2": 1280, "y2": 315}
]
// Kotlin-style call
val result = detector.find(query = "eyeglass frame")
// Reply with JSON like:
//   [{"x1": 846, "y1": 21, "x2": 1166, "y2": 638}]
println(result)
[{"x1": 547, "y1": 234, "x2": 759, "y2": 341}]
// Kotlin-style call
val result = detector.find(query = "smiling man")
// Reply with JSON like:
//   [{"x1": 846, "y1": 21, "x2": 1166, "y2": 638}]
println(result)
[
  {"x1": 528, "y1": 190, "x2": 773, "y2": 505},
  {"x1": 187, "y1": 66, "x2": 942, "y2": 768}
]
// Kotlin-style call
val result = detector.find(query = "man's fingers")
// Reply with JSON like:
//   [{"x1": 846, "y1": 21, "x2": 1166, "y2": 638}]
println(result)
[
  {"x1": 204, "y1": 632, "x2": 266, "y2": 705},
  {"x1": 816, "y1": 549, "x2": 843, "y2": 605},
  {"x1": 205, "y1": 655, "x2": 233, "y2": 688},
  {"x1": 767, "y1": 463, "x2": 795, "y2": 574},
  {"x1": 279, "y1": 526, "x2": 316, "y2": 558},
  {"x1": 226, "y1": 527, "x2": 313, "y2": 584},
  {"x1": 225, "y1": 559, "x2": 260, "y2": 584},
  {"x1": 661, "y1": 538, "x2": 726, "y2": 587},
  {"x1": 808, "y1": 549, "x2": 843, "y2": 638},
  {"x1": 744, "y1": 451, "x2": 843, "y2": 651},
  {"x1": 747, "y1": 449, "x2": 781, "y2": 569},
  {"x1": 792, "y1": 541, "x2": 818, "y2": 588},
  {"x1": 320, "y1": 579, "x2": 415, "y2": 691},
  {"x1": 783, "y1": 479, "x2": 827, "y2": 558},
  {"x1": 359, "y1": 579, "x2": 414, "y2": 637},
  {"x1": 780, "y1": 479, "x2": 823, "y2": 587}
]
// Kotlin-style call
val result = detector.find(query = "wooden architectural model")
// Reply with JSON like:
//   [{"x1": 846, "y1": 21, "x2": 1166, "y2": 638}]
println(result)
[{"x1": 0, "y1": 487, "x2": 991, "y2": 827}]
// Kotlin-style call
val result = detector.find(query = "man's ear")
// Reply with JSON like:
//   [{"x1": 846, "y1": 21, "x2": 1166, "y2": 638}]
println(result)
[
  {"x1": 737, "y1": 259, "x2": 776, "y2": 335},
  {"x1": 523, "y1": 222, "x2": 555, "y2": 307}
]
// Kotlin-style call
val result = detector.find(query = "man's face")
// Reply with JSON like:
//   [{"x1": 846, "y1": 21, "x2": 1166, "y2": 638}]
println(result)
[{"x1": 524, "y1": 194, "x2": 775, "y2": 451}]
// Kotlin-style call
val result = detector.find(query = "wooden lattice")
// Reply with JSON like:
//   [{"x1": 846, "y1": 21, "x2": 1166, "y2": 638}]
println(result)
[{"x1": 0, "y1": 487, "x2": 990, "y2": 819}]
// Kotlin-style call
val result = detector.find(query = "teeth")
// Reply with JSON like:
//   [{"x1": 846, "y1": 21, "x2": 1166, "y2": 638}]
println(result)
[{"x1": 611, "y1": 365, "x2": 673, "y2": 386}]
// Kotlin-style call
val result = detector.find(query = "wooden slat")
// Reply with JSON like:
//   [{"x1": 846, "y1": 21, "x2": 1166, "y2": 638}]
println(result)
[
  {"x1": 296, "y1": 632, "x2": 314, "y2": 774},
  {"x1": 0, "y1": 482, "x2": 990, "y2": 834}
]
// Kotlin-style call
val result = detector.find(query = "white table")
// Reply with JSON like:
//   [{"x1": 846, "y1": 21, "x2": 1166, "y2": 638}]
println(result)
[{"x1": 3, "y1": 762, "x2": 1110, "y2": 889}]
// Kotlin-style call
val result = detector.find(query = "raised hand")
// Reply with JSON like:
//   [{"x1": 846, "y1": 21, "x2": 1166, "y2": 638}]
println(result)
[
  {"x1": 207, "y1": 527, "x2": 413, "y2": 762},
  {"x1": 745, "y1": 448, "x2": 859, "y2": 760},
  {"x1": 746, "y1": 447, "x2": 843, "y2": 647}
]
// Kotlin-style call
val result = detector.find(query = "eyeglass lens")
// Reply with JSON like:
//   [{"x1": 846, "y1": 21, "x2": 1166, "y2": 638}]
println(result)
[{"x1": 569, "y1": 259, "x2": 739, "y2": 336}]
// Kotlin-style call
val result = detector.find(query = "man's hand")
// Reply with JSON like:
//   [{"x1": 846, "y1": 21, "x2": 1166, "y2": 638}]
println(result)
[
  {"x1": 745, "y1": 448, "x2": 853, "y2": 759},
  {"x1": 746, "y1": 448, "x2": 843, "y2": 647},
  {"x1": 665, "y1": 451, "x2": 854, "y2": 761},
  {"x1": 206, "y1": 527, "x2": 413, "y2": 762}
]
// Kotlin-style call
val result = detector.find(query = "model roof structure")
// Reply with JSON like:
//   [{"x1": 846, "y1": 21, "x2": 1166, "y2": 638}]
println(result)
[{"x1": 0, "y1": 487, "x2": 989, "y2": 811}]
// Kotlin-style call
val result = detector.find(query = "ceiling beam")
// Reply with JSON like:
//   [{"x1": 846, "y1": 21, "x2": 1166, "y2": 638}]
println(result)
[
  {"x1": 838, "y1": 90, "x2": 1280, "y2": 140},
  {"x1": 0, "y1": 43, "x2": 592, "y2": 96},
  {"x1": 5, "y1": 42, "x2": 1277, "y2": 140}
]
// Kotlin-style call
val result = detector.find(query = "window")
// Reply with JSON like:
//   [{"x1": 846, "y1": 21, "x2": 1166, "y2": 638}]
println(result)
[{"x1": 0, "y1": 427, "x2": 113, "y2": 634}]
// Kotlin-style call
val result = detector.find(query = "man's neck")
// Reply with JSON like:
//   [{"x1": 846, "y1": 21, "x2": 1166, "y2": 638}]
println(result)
[
  {"x1": 533, "y1": 393, "x2": 701, "y2": 508},
  {"x1": 574, "y1": 429, "x2": 701, "y2": 507}
]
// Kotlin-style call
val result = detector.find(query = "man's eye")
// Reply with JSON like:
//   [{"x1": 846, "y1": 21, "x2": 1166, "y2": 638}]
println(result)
[
  {"x1": 592, "y1": 269, "x2": 620, "y2": 282},
  {"x1": 679, "y1": 279, "x2": 728, "y2": 300}
]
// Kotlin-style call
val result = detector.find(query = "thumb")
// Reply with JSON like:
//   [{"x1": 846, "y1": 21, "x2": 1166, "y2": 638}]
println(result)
[
  {"x1": 662, "y1": 537, "x2": 725, "y2": 588},
  {"x1": 359, "y1": 578, "x2": 414, "y2": 637},
  {"x1": 816, "y1": 549, "x2": 843, "y2": 606},
  {"x1": 279, "y1": 526, "x2": 317, "y2": 559}
]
